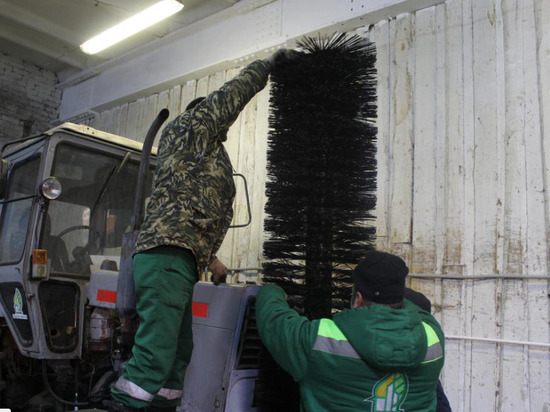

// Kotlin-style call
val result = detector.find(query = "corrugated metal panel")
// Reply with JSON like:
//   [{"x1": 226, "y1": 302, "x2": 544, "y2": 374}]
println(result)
[{"x1": 86, "y1": 0, "x2": 549, "y2": 410}]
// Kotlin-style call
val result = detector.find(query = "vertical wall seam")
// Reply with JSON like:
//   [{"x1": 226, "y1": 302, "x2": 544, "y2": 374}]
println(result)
[
  {"x1": 434, "y1": 2, "x2": 446, "y2": 337},
  {"x1": 494, "y1": 0, "x2": 506, "y2": 409},
  {"x1": 462, "y1": 0, "x2": 476, "y2": 410},
  {"x1": 385, "y1": 19, "x2": 394, "y2": 252},
  {"x1": 520, "y1": 4, "x2": 531, "y2": 410},
  {"x1": 409, "y1": 12, "x2": 416, "y2": 251}
]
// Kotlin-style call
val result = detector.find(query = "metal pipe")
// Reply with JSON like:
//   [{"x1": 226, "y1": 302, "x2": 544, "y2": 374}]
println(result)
[
  {"x1": 445, "y1": 335, "x2": 550, "y2": 349},
  {"x1": 229, "y1": 173, "x2": 252, "y2": 228},
  {"x1": 228, "y1": 267, "x2": 263, "y2": 272},
  {"x1": 408, "y1": 274, "x2": 549, "y2": 280},
  {"x1": 132, "y1": 108, "x2": 169, "y2": 230},
  {"x1": 228, "y1": 267, "x2": 549, "y2": 281}
]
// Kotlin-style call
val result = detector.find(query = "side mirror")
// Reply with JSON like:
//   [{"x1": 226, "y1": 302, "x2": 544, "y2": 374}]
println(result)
[{"x1": 0, "y1": 159, "x2": 8, "y2": 199}]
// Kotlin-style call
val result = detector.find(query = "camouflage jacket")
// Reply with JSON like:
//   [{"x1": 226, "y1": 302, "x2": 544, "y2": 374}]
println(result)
[{"x1": 136, "y1": 59, "x2": 272, "y2": 273}]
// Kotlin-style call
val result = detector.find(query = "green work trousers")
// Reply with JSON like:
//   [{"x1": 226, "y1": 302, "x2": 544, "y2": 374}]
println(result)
[{"x1": 111, "y1": 246, "x2": 197, "y2": 408}]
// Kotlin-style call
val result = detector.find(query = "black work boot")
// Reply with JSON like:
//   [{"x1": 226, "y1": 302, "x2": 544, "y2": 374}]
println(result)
[{"x1": 146, "y1": 407, "x2": 178, "y2": 412}]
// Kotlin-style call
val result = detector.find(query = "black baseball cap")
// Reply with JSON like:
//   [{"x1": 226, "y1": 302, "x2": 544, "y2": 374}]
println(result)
[{"x1": 352, "y1": 250, "x2": 409, "y2": 304}]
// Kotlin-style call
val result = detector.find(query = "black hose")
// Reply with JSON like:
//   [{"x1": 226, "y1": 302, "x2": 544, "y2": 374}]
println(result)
[{"x1": 42, "y1": 360, "x2": 89, "y2": 407}]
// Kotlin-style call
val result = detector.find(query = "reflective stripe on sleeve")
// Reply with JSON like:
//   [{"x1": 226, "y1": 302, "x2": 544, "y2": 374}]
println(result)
[
  {"x1": 158, "y1": 387, "x2": 183, "y2": 400},
  {"x1": 114, "y1": 377, "x2": 155, "y2": 402},
  {"x1": 422, "y1": 322, "x2": 443, "y2": 363},
  {"x1": 317, "y1": 318, "x2": 347, "y2": 340},
  {"x1": 313, "y1": 319, "x2": 361, "y2": 359}
]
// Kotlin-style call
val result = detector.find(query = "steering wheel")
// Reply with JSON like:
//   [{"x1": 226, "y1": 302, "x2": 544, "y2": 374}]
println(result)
[
  {"x1": 58, "y1": 224, "x2": 91, "y2": 239},
  {"x1": 58, "y1": 225, "x2": 103, "y2": 257},
  {"x1": 56, "y1": 225, "x2": 102, "y2": 275}
]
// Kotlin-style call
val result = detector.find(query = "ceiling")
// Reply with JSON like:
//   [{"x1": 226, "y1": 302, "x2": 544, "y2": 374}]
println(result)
[{"x1": 0, "y1": 0, "x2": 239, "y2": 82}]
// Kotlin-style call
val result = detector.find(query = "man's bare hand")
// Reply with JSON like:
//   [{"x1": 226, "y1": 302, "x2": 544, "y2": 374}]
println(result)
[{"x1": 209, "y1": 257, "x2": 228, "y2": 285}]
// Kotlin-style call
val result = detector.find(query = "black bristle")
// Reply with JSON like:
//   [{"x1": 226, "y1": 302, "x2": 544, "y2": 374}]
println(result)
[
  {"x1": 258, "y1": 33, "x2": 378, "y2": 410},
  {"x1": 263, "y1": 32, "x2": 377, "y2": 316}
]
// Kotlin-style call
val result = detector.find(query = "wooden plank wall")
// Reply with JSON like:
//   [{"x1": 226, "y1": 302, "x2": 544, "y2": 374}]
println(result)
[
  {"x1": 84, "y1": 0, "x2": 550, "y2": 409},
  {"x1": 372, "y1": 0, "x2": 550, "y2": 411}
]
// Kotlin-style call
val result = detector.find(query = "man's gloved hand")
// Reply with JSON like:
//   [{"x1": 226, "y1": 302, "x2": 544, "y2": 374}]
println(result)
[
  {"x1": 265, "y1": 48, "x2": 302, "y2": 69},
  {"x1": 209, "y1": 256, "x2": 228, "y2": 285}
]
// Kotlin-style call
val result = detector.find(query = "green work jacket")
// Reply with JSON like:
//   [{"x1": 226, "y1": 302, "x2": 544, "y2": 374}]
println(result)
[{"x1": 256, "y1": 284, "x2": 445, "y2": 412}]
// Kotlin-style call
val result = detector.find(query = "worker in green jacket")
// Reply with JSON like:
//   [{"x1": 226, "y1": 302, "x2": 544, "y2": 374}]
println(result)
[{"x1": 256, "y1": 250, "x2": 445, "y2": 412}]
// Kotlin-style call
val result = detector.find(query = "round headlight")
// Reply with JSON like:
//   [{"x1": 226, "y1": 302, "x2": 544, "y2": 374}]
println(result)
[{"x1": 40, "y1": 177, "x2": 62, "y2": 200}]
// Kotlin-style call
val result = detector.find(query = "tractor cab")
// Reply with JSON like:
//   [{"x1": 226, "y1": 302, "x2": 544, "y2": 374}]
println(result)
[
  {"x1": 0, "y1": 121, "x2": 261, "y2": 412},
  {"x1": 0, "y1": 123, "x2": 154, "y2": 360}
]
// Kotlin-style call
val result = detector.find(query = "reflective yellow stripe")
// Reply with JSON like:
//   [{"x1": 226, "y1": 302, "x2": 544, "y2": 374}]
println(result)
[
  {"x1": 422, "y1": 322, "x2": 443, "y2": 363},
  {"x1": 314, "y1": 319, "x2": 361, "y2": 358},
  {"x1": 317, "y1": 318, "x2": 348, "y2": 341},
  {"x1": 423, "y1": 322, "x2": 439, "y2": 346}
]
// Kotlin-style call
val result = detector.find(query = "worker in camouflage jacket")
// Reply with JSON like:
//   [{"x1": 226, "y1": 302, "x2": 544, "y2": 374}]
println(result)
[
  {"x1": 256, "y1": 250, "x2": 445, "y2": 412},
  {"x1": 110, "y1": 48, "x2": 299, "y2": 412}
]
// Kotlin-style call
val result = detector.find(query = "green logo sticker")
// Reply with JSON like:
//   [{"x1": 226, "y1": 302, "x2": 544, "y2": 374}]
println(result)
[
  {"x1": 366, "y1": 373, "x2": 408, "y2": 411},
  {"x1": 13, "y1": 288, "x2": 28, "y2": 320}
]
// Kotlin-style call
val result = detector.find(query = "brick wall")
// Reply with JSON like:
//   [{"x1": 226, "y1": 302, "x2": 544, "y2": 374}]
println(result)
[{"x1": 0, "y1": 53, "x2": 62, "y2": 148}]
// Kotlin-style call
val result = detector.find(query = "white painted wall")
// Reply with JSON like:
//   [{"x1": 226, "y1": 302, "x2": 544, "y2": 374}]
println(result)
[
  {"x1": 373, "y1": 1, "x2": 550, "y2": 410},
  {"x1": 64, "y1": 0, "x2": 550, "y2": 410}
]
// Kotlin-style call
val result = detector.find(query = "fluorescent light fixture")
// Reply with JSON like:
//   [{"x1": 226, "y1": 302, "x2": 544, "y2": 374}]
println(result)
[{"x1": 80, "y1": 0, "x2": 184, "y2": 55}]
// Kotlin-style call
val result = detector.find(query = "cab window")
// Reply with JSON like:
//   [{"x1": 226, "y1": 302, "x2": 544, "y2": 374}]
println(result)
[
  {"x1": 40, "y1": 143, "x2": 152, "y2": 276},
  {"x1": 0, "y1": 157, "x2": 40, "y2": 263}
]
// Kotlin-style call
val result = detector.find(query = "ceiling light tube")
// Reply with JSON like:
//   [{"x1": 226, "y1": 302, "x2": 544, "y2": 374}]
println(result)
[{"x1": 80, "y1": 0, "x2": 184, "y2": 55}]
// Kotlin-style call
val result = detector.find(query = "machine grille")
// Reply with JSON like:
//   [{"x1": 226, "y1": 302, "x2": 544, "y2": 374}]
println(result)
[{"x1": 235, "y1": 296, "x2": 264, "y2": 369}]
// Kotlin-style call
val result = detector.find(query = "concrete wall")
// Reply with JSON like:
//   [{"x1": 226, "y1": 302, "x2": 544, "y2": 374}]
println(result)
[
  {"x1": 0, "y1": 53, "x2": 61, "y2": 146},
  {"x1": 64, "y1": 0, "x2": 550, "y2": 410}
]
